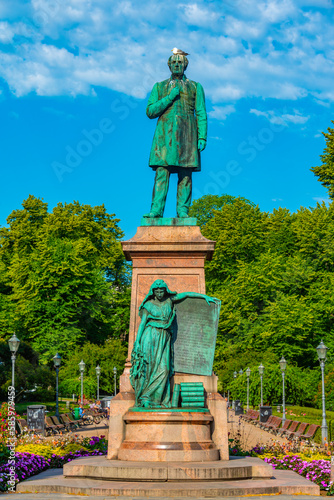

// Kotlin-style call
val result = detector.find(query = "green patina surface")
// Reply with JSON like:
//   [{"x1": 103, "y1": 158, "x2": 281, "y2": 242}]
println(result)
[
  {"x1": 140, "y1": 217, "x2": 197, "y2": 226},
  {"x1": 143, "y1": 52, "x2": 207, "y2": 219},
  {"x1": 129, "y1": 407, "x2": 209, "y2": 413},
  {"x1": 129, "y1": 279, "x2": 220, "y2": 410},
  {"x1": 173, "y1": 298, "x2": 221, "y2": 376}
]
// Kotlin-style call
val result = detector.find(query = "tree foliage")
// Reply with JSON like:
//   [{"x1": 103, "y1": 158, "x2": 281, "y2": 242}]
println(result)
[
  {"x1": 58, "y1": 339, "x2": 127, "y2": 398},
  {"x1": 227, "y1": 362, "x2": 320, "y2": 408},
  {"x1": 0, "y1": 196, "x2": 130, "y2": 362},
  {"x1": 190, "y1": 195, "x2": 334, "y2": 406},
  {"x1": 189, "y1": 194, "x2": 255, "y2": 227},
  {"x1": 311, "y1": 121, "x2": 334, "y2": 200},
  {"x1": 0, "y1": 339, "x2": 55, "y2": 402}
]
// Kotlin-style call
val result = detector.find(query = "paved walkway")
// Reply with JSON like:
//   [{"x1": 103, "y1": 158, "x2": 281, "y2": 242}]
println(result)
[
  {"x1": 227, "y1": 411, "x2": 289, "y2": 450},
  {"x1": 2, "y1": 412, "x2": 316, "y2": 499},
  {"x1": 0, "y1": 493, "x2": 322, "y2": 499}
]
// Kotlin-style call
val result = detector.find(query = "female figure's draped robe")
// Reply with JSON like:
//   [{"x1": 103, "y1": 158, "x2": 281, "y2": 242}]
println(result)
[{"x1": 131, "y1": 298, "x2": 175, "y2": 408}]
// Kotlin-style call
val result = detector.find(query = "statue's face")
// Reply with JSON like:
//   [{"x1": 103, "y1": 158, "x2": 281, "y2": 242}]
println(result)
[
  {"x1": 169, "y1": 55, "x2": 185, "y2": 76},
  {"x1": 154, "y1": 288, "x2": 166, "y2": 301}
]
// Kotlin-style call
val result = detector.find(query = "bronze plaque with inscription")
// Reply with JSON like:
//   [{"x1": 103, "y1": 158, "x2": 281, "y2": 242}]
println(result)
[{"x1": 172, "y1": 298, "x2": 220, "y2": 376}]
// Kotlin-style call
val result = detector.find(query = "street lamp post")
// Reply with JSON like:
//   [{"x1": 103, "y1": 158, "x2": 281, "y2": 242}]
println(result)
[
  {"x1": 258, "y1": 363, "x2": 264, "y2": 407},
  {"x1": 53, "y1": 353, "x2": 61, "y2": 418},
  {"x1": 96, "y1": 365, "x2": 101, "y2": 401},
  {"x1": 113, "y1": 366, "x2": 117, "y2": 396},
  {"x1": 78, "y1": 360, "x2": 85, "y2": 405},
  {"x1": 233, "y1": 371, "x2": 237, "y2": 406},
  {"x1": 238, "y1": 369, "x2": 243, "y2": 403},
  {"x1": 8, "y1": 333, "x2": 20, "y2": 388},
  {"x1": 316, "y1": 340, "x2": 328, "y2": 445},
  {"x1": 279, "y1": 356, "x2": 287, "y2": 425},
  {"x1": 246, "y1": 367, "x2": 251, "y2": 411}
]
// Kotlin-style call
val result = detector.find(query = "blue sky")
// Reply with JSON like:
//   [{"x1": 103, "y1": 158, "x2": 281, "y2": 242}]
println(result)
[{"x1": 0, "y1": 0, "x2": 333, "y2": 238}]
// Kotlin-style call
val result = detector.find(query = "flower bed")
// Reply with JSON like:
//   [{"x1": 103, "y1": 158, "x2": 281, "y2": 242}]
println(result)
[
  {"x1": 0, "y1": 435, "x2": 107, "y2": 492},
  {"x1": 228, "y1": 434, "x2": 333, "y2": 495},
  {"x1": 263, "y1": 454, "x2": 332, "y2": 493}
]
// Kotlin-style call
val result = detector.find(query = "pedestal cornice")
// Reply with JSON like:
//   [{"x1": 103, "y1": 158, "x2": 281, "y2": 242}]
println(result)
[{"x1": 122, "y1": 225, "x2": 215, "y2": 261}]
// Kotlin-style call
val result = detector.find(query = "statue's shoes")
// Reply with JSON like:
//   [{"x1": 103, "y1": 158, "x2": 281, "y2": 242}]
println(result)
[
  {"x1": 177, "y1": 212, "x2": 189, "y2": 218},
  {"x1": 143, "y1": 212, "x2": 161, "y2": 218}
]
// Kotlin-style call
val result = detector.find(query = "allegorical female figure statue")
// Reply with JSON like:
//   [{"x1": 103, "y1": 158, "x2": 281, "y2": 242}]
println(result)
[{"x1": 130, "y1": 279, "x2": 217, "y2": 408}]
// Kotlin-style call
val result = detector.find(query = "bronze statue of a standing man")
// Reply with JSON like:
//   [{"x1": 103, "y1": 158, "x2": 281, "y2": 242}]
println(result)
[{"x1": 144, "y1": 49, "x2": 207, "y2": 219}]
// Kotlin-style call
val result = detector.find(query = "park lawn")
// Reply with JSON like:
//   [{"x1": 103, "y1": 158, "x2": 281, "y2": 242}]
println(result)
[
  {"x1": 14, "y1": 399, "x2": 85, "y2": 417},
  {"x1": 271, "y1": 405, "x2": 334, "y2": 425},
  {"x1": 269, "y1": 405, "x2": 334, "y2": 444}
]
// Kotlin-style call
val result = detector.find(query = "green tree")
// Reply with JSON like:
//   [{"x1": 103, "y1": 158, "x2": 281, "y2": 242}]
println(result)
[
  {"x1": 189, "y1": 194, "x2": 334, "y2": 379},
  {"x1": 311, "y1": 121, "x2": 334, "y2": 200},
  {"x1": 58, "y1": 339, "x2": 127, "y2": 398},
  {"x1": 0, "y1": 196, "x2": 130, "y2": 362},
  {"x1": 227, "y1": 362, "x2": 320, "y2": 407},
  {"x1": 189, "y1": 194, "x2": 255, "y2": 228},
  {"x1": 0, "y1": 339, "x2": 55, "y2": 402}
]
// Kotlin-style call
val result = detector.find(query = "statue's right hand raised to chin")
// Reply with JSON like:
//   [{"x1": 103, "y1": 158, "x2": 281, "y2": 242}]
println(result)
[{"x1": 168, "y1": 86, "x2": 180, "y2": 101}]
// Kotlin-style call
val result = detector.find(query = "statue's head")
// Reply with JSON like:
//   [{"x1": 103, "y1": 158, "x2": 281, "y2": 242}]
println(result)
[
  {"x1": 168, "y1": 54, "x2": 188, "y2": 76},
  {"x1": 153, "y1": 287, "x2": 166, "y2": 301},
  {"x1": 140, "y1": 279, "x2": 177, "y2": 311},
  {"x1": 151, "y1": 279, "x2": 170, "y2": 301}
]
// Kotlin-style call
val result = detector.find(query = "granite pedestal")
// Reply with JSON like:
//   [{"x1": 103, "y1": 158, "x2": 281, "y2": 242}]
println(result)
[
  {"x1": 117, "y1": 410, "x2": 219, "y2": 461},
  {"x1": 107, "y1": 223, "x2": 229, "y2": 461}
]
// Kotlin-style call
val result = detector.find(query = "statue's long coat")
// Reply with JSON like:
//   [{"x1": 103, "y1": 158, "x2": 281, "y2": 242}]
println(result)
[{"x1": 146, "y1": 75, "x2": 207, "y2": 172}]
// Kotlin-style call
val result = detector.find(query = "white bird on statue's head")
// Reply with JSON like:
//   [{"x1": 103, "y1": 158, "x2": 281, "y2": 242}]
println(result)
[{"x1": 171, "y1": 47, "x2": 189, "y2": 56}]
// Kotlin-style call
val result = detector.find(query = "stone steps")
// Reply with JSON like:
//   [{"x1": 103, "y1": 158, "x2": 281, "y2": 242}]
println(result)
[
  {"x1": 16, "y1": 456, "x2": 320, "y2": 497},
  {"x1": 63, "y1": 456, "x2": 273, "y2": 481}
]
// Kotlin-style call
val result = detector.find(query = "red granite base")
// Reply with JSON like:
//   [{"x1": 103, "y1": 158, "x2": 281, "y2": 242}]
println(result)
[{"x1": 117, "y1": 410, "x2": 219, "y2": 461}]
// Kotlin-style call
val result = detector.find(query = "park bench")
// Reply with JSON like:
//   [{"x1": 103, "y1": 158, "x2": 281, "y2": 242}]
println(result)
[
  {"x1": 60, "y1": 413, "x2": 80, "y2": 430},
  {"x1": 65, "y1": 412, "x2": 86, "y2": 427},
  {"x1": 258, "y1": 414, "x2": 275, "y2": 429},
  {"x1": 242, "y1": 410, "x2": 259, "y2": 422},
  {"x1": 241, "y1": 409, "x2": 253, "y2": 420},
  {"x1": 16, "y1": 418, "x2": 36, "y2": 435},
  {"x1": 51, "y1": 415, "x2": 70, "y2": 432},
  {"x1": 265, "y1": 416, "x2": 282, "y2": 433},
  {"x1": 299, "y1": 424, "x2": 320, "y2": 442},
  {"x1": 288, "y1": 422, "x2": 309, "y2": 439},
  {"x1": 248, "y1": 410, "x2": 259, "y2": 422},
  {"x1": 283, "y1": 420, "x2": 300, "y2": 438},
  {"x1": 44, "y1": 416, "x2": 60, "y2": 435},
  {"x1": 276, "y1": 419, "x2": 292, "y2": 435}
]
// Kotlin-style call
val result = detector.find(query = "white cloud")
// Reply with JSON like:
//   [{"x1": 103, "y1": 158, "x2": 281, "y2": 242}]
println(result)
[
  {"x1": 313, "y1": 196, "x2": 331, "y2": 205},
  {"x1": 179, "y1": 3, "x2": 221, "y2": 27},
  {"x1": 262, "y1": 0, "x2": 296, "y2": 23},
  {"x1": 0, "y1": 22, "x2": 14, "y2": 43},
  {"x1": 250, "y1": 108, "x2": 310, "y2": 126},
  {"x1": 0, "y1": 0, "x2": 333, "y2": 107},
  {"x1": 209, "y1": 105, "x2": 236, "y2": 121}
]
